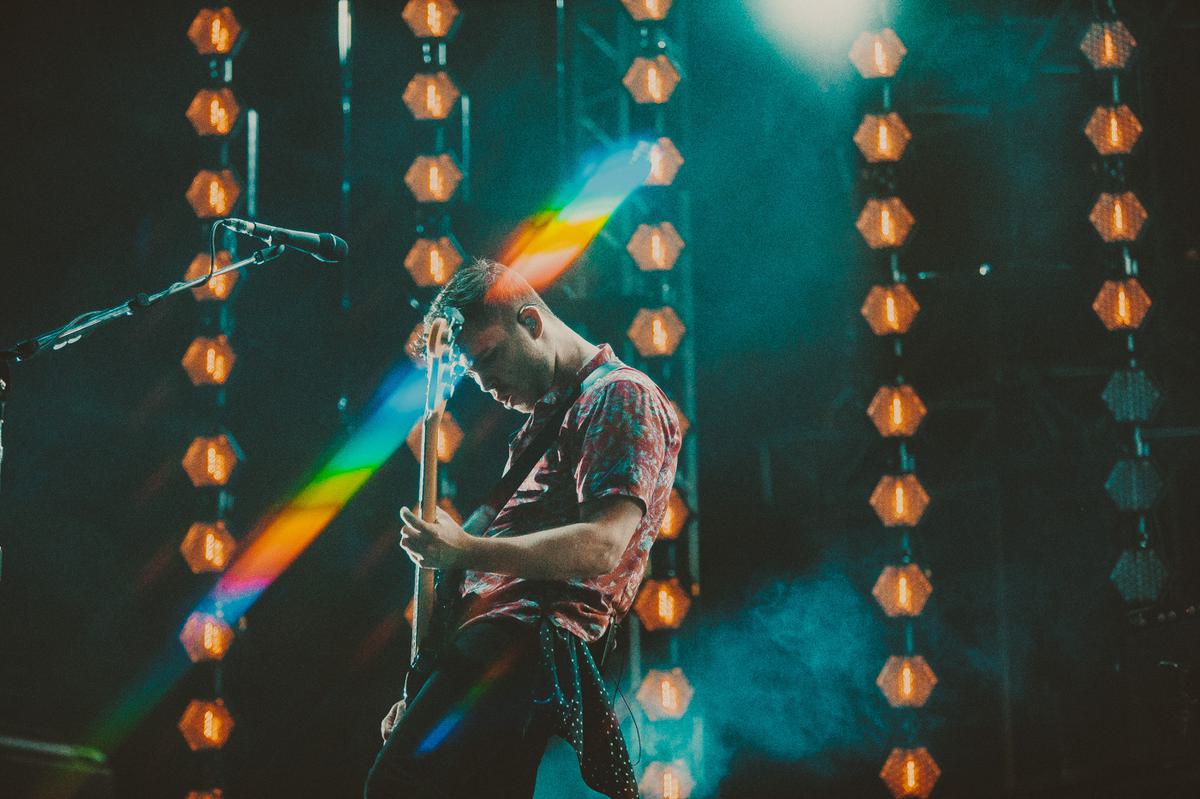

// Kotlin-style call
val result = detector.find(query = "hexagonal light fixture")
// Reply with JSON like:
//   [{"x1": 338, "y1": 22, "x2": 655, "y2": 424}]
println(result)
[
  {"x1": 873, "y1": 563, "x2": 933, "y2": 617},
  {"x1": 179, "y1": 612, "x2": 235, "y2": 663},
  {"x1": 181, "y1": 335, "x2": 236, "y2": 386},
  {"x1": 186, "y1": 88, "x2": 241, "y2": 137},
  {"x1": 1102, "y1": 368, "x2": 1162, "y2": 423},
  {"x1": 880, "y1": 747, "x2": 941, "y2": 799},
  {"x1": 850, "y1": 29, "x2": 907, "y2": 79},
  {"x1": 634, "y1": 577, "x2": 691, "y2": 631},
  {"x1": 404, "y1": 153, "x2": 463, "y2": 203},
  {"x1": 180, "y1": 520, "x2": 237, "y2": 573},
  {"x1": 659, "y1": 488, "x2": 689, "y2": 541},
  {"x1": 185, "y1": 251, "x2": 238, "y2": 301},
  {"x1": 186, "y1": 169, "x2": 242, "y2": 218},
  {"x1": 407, "y1": 413, "x2": 464, "y2": 463},
  {"x1": 857, "y1": 197, "x2": 915, "y2": 249},
  {"x1": 645, "y1": 137, "x2": 684, "y2": 186},
  {"x1": 870, "y1": 473, "x2": 930, "y2": 527},
  {"x1": 178, "y1": 698, "x2": 234, "y2": 751},
  {"x1": 1105, "y1": 458, "x2": 1163, "y2": 511},
  {"x1": 623, "y1": 55, "x2": 682, "y2": 104},
  {"x1": 404, "y1": 235, "x2": 464, "y2": 286},
  {"x1": 628, "y1": 307, "x2": 686, "y2": 358},
  {"x1": 636, "y1": 667, "x2": 694, "y2": 720},
  {"x1": 182, "y1": 434, "x2": 242, "y2": 487},
  {"x1": 854, "y1": 112, "x2": 912, "y2": 163},
  {"x1": 862, "y1": 283, "x2": 920, "y2": 335},
  {"x1": 1089, "y1": 191, "x2": 1147, "y2": 242},
  {"x1": 670, "y1": 399, "x2": 690, "y2": 439},
  {"x1": 640, "y1": 760, "x2": 695, "y2": 799},
  {"x1": 1084, "y1": 105, "x2": 1143, "y2": 156},
  {"x1": 1092, "y1": 277, "x2": 1151, "y2": 331},
  {"x1": 188, "y1": 7, "x2": 243, "y2": 56},
  {"x1": 402, "y1": 0, "x2": 461, "y2": 39},
  {"x1": 402, "y1": 71, "x2": 461, "y2": 120},
  {"x1": 1110, "y1": 546, "x2": 1166, "y2": 605},
  {"x1": 627, "y1": 222, "x2": 685, "y2": 272},
  {"x1": 877, "y1": 655, "x2": 937, "y2": 708},
  {"x1": 1080, "y1": 20, "x2": 1136, "y2": 71},
  {"x1": 621, "y1": 0, "x2": 673, "y2": 21},
  {"x1": 867, "y1": 384, "x2": 927, "y2": 438}
]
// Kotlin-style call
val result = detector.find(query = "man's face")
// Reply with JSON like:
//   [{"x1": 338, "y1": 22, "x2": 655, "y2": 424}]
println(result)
[{"x1": 459, "y1": 313, "x2": 551, "y2": 414}]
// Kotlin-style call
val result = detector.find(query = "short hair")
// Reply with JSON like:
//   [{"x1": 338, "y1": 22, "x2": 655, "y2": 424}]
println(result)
[{"x1": 421, "y1": 259, "x2": 550, "y2": 354}]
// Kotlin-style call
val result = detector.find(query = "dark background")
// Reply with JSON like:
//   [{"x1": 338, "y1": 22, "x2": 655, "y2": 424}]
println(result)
[{"x1": 2, "y1": 1, "x2": 1198, "y2": 797}]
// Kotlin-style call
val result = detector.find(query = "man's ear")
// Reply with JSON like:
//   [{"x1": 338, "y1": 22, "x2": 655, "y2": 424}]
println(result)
[{"x1": 517, "y1": 305, "x2": 544, "y2": 338}]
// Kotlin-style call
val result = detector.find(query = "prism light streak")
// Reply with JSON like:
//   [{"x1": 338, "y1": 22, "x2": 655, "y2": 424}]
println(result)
[
  {"x1": 503, "y1": 140, "x2": 652, "y2": 290},
  {"x1": 76, "y1": 141, "x2": 649, "y2": 760}
]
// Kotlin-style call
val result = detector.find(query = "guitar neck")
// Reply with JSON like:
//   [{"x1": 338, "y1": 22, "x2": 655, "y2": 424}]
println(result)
[{"x1": 410, "y1": 409, "x2": 442, "y2": 666}]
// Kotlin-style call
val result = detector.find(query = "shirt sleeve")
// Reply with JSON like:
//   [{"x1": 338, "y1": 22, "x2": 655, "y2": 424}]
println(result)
[{"x1": 574, "y1": 377, "x2": 674, "y2": 511}]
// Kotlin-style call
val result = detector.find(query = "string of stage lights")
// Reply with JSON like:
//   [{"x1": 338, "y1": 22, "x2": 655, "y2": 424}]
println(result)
[
  {"x1": 849, "y1": 8, "x2": 942, "y2": 798},
  {"x1": 175, "y1": 8, "x2": 255, "y2": 794}
]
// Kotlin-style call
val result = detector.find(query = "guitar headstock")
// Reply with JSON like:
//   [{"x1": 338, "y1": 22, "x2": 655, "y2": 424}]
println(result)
[{"x1": 424, "y1": 308, "x2": 467, "y2": 412}]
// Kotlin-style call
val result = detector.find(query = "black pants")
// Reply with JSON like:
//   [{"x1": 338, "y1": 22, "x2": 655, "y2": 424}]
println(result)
[{"x1": 364, "y1": 618, "x2": 553, "y2": 799}]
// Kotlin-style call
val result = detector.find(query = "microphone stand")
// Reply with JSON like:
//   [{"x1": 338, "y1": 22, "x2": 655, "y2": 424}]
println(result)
[{"x1": 0, "y1": 241, "x2": 286, "y2": 582}]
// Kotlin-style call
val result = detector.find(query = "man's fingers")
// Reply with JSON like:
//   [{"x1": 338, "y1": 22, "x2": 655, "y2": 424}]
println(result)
[
  {"x1": 399, "y1": 506, "x2": 434, "y2": 532},
  {"x1": 381, "y1": 700, "x2": 407, "y2": 741}
]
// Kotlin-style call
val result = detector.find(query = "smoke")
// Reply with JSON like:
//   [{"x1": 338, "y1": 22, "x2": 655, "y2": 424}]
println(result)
[{"x1": 683, "y1": 558, "x2": 890, "y2": 795}]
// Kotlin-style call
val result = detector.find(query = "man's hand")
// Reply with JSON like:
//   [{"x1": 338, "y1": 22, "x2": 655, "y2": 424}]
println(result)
[
  {"x1": 380, "y1": 699, "x2": 406, "y2": 741},
  {"x1": 398, "y1": 505, "x2": 474, "y2": 570}
]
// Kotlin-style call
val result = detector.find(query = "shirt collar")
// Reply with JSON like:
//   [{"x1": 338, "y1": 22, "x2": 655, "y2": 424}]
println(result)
[{"x1": 532, "y1": 343, "x2": 615, "y2": 412}]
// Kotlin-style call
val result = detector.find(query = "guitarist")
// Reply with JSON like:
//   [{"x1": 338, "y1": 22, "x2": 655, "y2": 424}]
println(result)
[{"x1": 364, "y1": 259, "x2": 682, "y2": 799}]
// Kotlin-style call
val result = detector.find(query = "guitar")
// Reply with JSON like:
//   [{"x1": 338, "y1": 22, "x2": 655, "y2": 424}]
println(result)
[{"x1": 408, "y1": 310, "x2": 466, "y2": 679}]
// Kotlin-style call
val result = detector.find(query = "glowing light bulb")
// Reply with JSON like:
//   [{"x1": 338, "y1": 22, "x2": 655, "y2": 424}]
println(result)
[
  {"x1": 649, "y1": 147, "x2": 664, "y2": 180},
  {"x1": 1116, "y1": 285, "x2": 1130, "y2": 324},
  {"x1": 878, "y1": 120, "x2": 890, "y2": 153},
  {"x1": 881, "y1": 207, "x2": 895, "y2": 243},
  {"x1": 874, "y1": 39, "x2": 887, "y2": 74},
  {"x1": 205, "y1": 533, "x2": 222, "y2": 566},
  {"x1": 429, "y1": 165, "x2": 442, "y2": 196},
  {"x1": 663, "y1": 772, "x2": 678, "y2": 799},
  {"x1": 427, "y1": 2, "x2": 443, "y2": 35},
  {"x1": 885, "y1": 295, "x2": 898, "y2": 328},
  {"x1": 426, "y1": 84, "x2": 441, "y2": 116},
  {"x1": 905, "y1": 757, "x2": 917, "y2": 790},
  {"x1": 211, "y1": 19, "x2": 228, "y2": 51},
  {"x1": 208, "y1": 180, "x2": 227, "y2": 214},
  {"x1": 901, "y1": 662, "x2": 914, "y2": 697},
  {"x1": 897, "y1": 574, "x2": 911, "y2": 610},
  {"x1": 1113, "y1": 199, "x2": 1125, "y2": 233},
  {"x1": 1109, "y1": 111, "x2": 1120, "y2": 146},
  {"x1": 204, "y1": 710, "x2": 219, "y2": 741},
  {"x1": 651, "y1": 232, "x2": 665, "y2": 267},
  {"x1": 652, "y1": 317, "x2": 668, "y2": 352},
  {"x1": 209, "y1": 99, "x2": 228, "y2": 133},
  {"x1": 658, "y1": 586, "x2": 675, "y2": 622},
  {"x1": 437, "y1": 429, "x2": 448, "y2": 460},
  {"x1": 891, "y1": 396, "x2": 903, "y2": 428},
  {"x1": 661, "y1": 679, "x2": 676, "y2": 710},
  {"x1": 1103, "y1": 28, "x2": 1115, "y2": 65},
  {"x1": 207, "y1": 446, "x2": 226, "y2": 482},
  {"x1": 647, "y1": 66, "x2": 663, "y2": 102},
  {"x1": 429, "y1": 249, "x2": 445, "y2": 283},
  {"x1": 894, "y1": 483, "x2": 906, "y2": 516}
]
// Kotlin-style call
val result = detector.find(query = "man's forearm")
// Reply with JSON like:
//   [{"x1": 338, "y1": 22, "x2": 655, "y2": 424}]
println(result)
[{"x1": 463, "y1": 522, "x2": 620, "y2": 580}]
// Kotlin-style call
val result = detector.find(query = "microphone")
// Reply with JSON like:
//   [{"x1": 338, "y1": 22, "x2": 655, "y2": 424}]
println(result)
[{"x1": 226, "y1": 219, "x2": 349, "y2": 263}]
